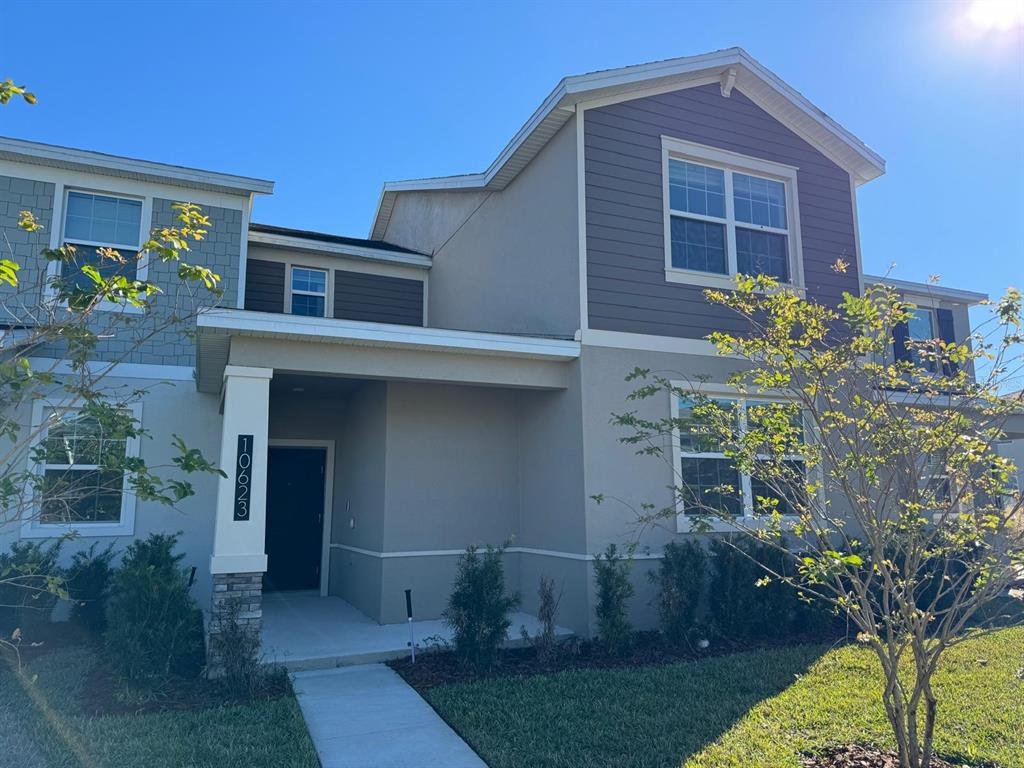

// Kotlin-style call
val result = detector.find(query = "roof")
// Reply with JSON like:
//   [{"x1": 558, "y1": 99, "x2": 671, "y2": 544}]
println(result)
[
  {"x1": 0, "y1": 136, "x2": 274, "y2": 196},
  {"x1": 864, "y1": 274, "x2": 989, "y2": 305},
  {"x1": 249, "y1": 223, "x2": 432, "y2": 268},
  {"x1": 370, "y1": 47, "x2": 886, "y2": 239}
]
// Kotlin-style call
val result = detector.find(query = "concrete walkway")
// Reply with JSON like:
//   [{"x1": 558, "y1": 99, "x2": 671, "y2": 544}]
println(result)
[{"x1": 291, "y1": 663, "x2": 487, "y2": 768}]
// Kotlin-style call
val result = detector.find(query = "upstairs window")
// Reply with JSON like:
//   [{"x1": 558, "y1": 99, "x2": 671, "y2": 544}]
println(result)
[
  {"x1": 61, "y1": 191, "x2": 144, "y2": 290},
  {"x1": 663, "y1": 138, "x2": 802, "y2": 289},
  {"x1": 290, "y1": 266, "x2": 327, "y2": 317}
]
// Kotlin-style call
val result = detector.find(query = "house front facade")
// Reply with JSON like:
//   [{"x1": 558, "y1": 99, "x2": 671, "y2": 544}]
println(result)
[{"x1": 0, "y1": 49, "x2": 995, "y2": 638}]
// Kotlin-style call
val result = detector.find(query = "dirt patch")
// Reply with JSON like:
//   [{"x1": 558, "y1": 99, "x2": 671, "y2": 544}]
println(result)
[
  {"x1": 801, "y1": 744, "x2": 978, "y2": 768},
  {"x1": 390, "y1": 630, "x2": 841, "y2": 690}
]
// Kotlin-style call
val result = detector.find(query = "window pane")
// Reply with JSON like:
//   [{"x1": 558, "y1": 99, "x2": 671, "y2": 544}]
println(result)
[
  {"x1": 668, "y1": 159, "x2": 726, "y2": 220},
  {"x1": 291, "y1": 293, "x2": 325, "y2": 317},
  {"x1": 59, "y1": 244, "x2": 135, "y2": 292},
  {"x1": 40, "y1": 468, "x2": 124, "y2": 523},
  {"x1": 750, "y1": 460, "x2": 807, "y2": 516},
  {"x1": 292, "y1": 267, "x2": 326, "y2": 295},
  {"x1": 736, "y1": 228, "x2": 789, "y2": 281},
  {"x1": 670, "y1": 217, "x2": 727, "y2": 274},
  {"x1": 64, "y1": 192, "x2": 142, "y2": 247},
  {"x1": 733, "y1": 172, "x2": 787, "y2": 230},
  {"x1": 908, "y1": 308, "x2": 934, "y2": 341},
  {"x1": 680, "y1": 457, "x2": 742, "y2": 516}
]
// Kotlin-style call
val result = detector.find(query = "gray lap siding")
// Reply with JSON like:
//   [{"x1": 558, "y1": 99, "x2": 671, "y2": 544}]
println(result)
[{"x1": 584, "y1": 84, "x2": 860, "y2": 339}]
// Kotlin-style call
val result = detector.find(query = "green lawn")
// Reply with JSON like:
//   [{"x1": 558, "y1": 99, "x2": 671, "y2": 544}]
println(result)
[
  {"x1": 1, "y1": 646, "x2": 319, "y2": 768},
  {"x1": 425, "y1": 627, "x2": 1024, "y2": 768}
]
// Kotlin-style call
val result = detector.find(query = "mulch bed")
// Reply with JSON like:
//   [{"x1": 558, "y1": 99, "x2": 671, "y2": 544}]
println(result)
[
  {"x1": 390, "y1": 630, "x2": 843, "y2": 690},
  {"x1": 801, "y1": 745, "x2": 975, "y2": 768}
]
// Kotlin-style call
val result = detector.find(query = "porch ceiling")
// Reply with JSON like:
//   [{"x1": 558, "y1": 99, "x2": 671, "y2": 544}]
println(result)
[{"x1": 196, "y1": 309, "x2": 580, "y2": 393}]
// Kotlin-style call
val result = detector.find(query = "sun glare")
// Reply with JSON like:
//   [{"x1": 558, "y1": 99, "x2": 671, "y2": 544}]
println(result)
[{"x1": 968, "y1": 0, "x2": 1024, "y2": 30}]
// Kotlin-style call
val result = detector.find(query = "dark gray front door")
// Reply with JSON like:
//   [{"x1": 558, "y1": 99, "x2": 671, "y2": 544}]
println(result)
[{"x1": 265, "y1": 446, "x2": 326, "y2": 592}]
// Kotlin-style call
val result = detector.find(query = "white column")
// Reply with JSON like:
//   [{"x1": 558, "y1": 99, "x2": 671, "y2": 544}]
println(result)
[{"x1": 210, "y1": 365, "x2": 273, "y2": 575}]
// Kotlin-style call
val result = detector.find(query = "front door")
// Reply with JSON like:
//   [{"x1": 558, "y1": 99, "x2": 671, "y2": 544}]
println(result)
[{"x1": 265, "y1": 446, "x2": 326, "y2": 592}]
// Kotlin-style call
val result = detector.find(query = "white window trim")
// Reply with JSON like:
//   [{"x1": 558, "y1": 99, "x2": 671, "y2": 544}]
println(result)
[
  {"x1": 661, "y1": 136, "x2": 804, "y2": 291},
  {"x1": 288, "y1": 264, "x2": 330, "y2": 318},
  {"x1": 44, "y1": 184, "x2": 153, "y2": 314},
  {"x1": 669, "y1": 382, "x2": 812, "y2": 533},
  {"x1": 21, "y1": 400, "x2": 142, "y2": 539}
]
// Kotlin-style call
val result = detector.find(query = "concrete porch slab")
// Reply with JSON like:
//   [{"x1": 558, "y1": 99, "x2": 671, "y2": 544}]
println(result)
[{"x1": 261, "y1": 590, "x2": 573, "y2": 671}]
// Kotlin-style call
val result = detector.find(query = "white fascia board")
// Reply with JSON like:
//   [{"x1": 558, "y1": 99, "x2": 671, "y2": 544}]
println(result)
[
  {"x1": 369, "y1": 47, "x2": 885, "y2": 237},
  {"x1": 247, "y1": 230, "x2": 432, "y2": 269},
  {"x1": 197, "y1": 309, "x2": 581, "y2": 361},
  {"x1": 864, "y1": 274, "x2": 989, "y2": 305},
  {"x1": 0, "y1": 136, "x2": 275, "y2": 196}
]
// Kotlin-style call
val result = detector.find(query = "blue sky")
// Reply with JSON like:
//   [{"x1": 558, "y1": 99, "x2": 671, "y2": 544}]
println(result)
[{"x1": 2, "y1": 0, "x2": 1021, "y2": 308}]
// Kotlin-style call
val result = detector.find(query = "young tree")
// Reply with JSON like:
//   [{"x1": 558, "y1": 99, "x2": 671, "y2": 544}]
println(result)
[
  {"x1": 612, "y1": 270, "x2": 1023, "y2": 768},
  {"x1": 0, "y1": 83, "x2": 225, "y2": 650}
]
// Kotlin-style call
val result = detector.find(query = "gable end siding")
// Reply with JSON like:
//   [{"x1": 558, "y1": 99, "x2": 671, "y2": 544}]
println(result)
[
  {"x1": 333, "y1": 270, "x2": 424, "y2": 326},
  {"x1": 584, "y1": 83, "x2": 860, "y2": 339}
]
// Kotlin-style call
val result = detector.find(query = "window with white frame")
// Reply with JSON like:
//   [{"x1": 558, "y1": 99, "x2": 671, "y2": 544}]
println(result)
[
  {"x1": 25, "y1": 404, "x2": 140, "y2": 537},
  {"x1": 60, "y1": 190, "x2": 144, "y2": 290},
  {"x1": 674, "y1": 395, "x2": 808, "y2": 521},
  {"x1": 907, "y1": 307, "x2": 938, "y2": 372},
  {"x1": 290, "y1": 266, "x2": 328, "y2": 317},
  {"x1": 664, "y1": 138, "x2": 800, "y2": 287}
]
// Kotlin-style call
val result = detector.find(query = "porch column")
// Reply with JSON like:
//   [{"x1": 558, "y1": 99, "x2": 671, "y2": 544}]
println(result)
[{"x1": 207, "y1": 365, "x2": 273, "y2": 673}]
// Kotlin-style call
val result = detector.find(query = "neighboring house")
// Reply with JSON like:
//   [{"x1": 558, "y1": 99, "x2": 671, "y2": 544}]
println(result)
[{"x1": 0, "y1": 48, "x2": 1011, "y2": 637}]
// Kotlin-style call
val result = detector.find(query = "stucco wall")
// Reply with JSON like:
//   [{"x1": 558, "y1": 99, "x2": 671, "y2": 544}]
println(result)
[
  {"x1": 384, "y1": 117, "x2": 581, "y2": 338},
  {"x1": 0, "y1": 376, "x2": 222, "y2": 611}
]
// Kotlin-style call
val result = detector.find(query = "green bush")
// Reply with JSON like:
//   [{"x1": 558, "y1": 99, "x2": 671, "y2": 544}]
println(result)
[
  {"x1": 68, "y1": 542, "x2": 117, "y2": 634},
  {"x1": 652, "y1": 540, "x2": 706, "y2": 647},
  {"x1": 104, "y1": 533, "x2": 204, "y2": 682},
  {"x1": 0, "y1": 540, "x2": 64, "y2": 636},
  {"x1": 594, "y1": 544, "x2": 634, "y2": 656},
  {"x1": 443, "y1": 544, "x2": 520, "y2": 672},
  {"x1": 709, "y1": 535, "x2": 835, "y2": 643}
]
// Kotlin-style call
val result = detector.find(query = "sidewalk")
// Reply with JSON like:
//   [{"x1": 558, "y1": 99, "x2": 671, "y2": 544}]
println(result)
[{"x1": 291, "y1": 663, "x2": 487, "y2": 768}]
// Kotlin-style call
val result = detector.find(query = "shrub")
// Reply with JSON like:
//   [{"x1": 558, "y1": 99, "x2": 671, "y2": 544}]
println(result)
[
  {"x1": 709, "y1": 535, "x2": 826, "y2": 643},
  {"x1": 652, "y1": 540, "x2": 706, "y2": 647},
  {"x1": 0, "y1": 540, "x2": 64, "y2": 636},
  {"x1": 68, "y1": 543, "x2": 117, "y2": 634},
  {"x1": 208, "y1": 594, "x2": 277, "y2": 696},
  {"x1": 443, "y1": 544, "x2": 520, "y2": 672},
  {"x1": 104, "y1": 533, "x2": 204, "y2": 682},
  {"x1": 521, "y1": 576, "x2": 562, "y2": 663},
  {"x1": 594, "y1": 544, "x2": 634, "y2": 656}
]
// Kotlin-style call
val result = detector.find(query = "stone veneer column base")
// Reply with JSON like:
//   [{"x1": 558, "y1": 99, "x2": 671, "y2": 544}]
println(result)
[{"x1": 207, "y1": 571, "x2": 263, "y2": 677}]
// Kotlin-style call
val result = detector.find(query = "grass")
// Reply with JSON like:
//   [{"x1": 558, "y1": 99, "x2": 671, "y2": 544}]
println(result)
[
  {"x1": 425, "y1": 627, "x2": 1024, "y2": 768},
  {"x1": 0, "y1": 645, "x2": 319, "y2": 768}
]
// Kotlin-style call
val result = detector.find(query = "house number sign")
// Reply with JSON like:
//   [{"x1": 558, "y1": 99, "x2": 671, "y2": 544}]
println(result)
[{"x1": 233, "y1": 434, "x2": 254, "y2": 521}]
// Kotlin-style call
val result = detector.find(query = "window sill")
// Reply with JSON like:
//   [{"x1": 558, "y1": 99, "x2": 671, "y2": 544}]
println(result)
[
  {"x1": 20, "y1": 520, "x2": 135, "y2": 539},
  {"x1": 43, "y1": 292, "x2": 146, "y2": 315},
  {"x1": 664, "y1": 268, "x2": 804, "y2": 295},
  {"x1": 675, "y1": 513, "x2": 799, "y2": 534}
]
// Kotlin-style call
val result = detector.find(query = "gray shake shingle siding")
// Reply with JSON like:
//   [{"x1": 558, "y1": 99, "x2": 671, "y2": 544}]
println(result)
[
  {"x1": 584, "y1": 83, "x2": 860, "y2": 339},
  {"x1": 334, "y1": 270, "x2": 424, "y2": 326},
  {"x1": 244, "y1": 258, "x2": 286, "y2": 313}
]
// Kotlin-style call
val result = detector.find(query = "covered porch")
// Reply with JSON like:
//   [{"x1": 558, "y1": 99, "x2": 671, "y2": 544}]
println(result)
[
  {"x1": 261, "y1": 590, "x2": 573, "y2": 671},
  {"x1": 195, "y1": 308, "x2": 587, "y2": 655}
]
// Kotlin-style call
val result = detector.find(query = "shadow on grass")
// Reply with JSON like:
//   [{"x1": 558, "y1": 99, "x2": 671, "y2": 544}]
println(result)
[{"x1": 424, "y1": 642, "x2": 830, "y2": 768}]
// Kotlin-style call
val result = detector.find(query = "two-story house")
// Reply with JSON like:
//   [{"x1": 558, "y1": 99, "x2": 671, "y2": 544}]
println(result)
[{"x1": 0, "y1": 48, "x2": 1001, "y2": 644}]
